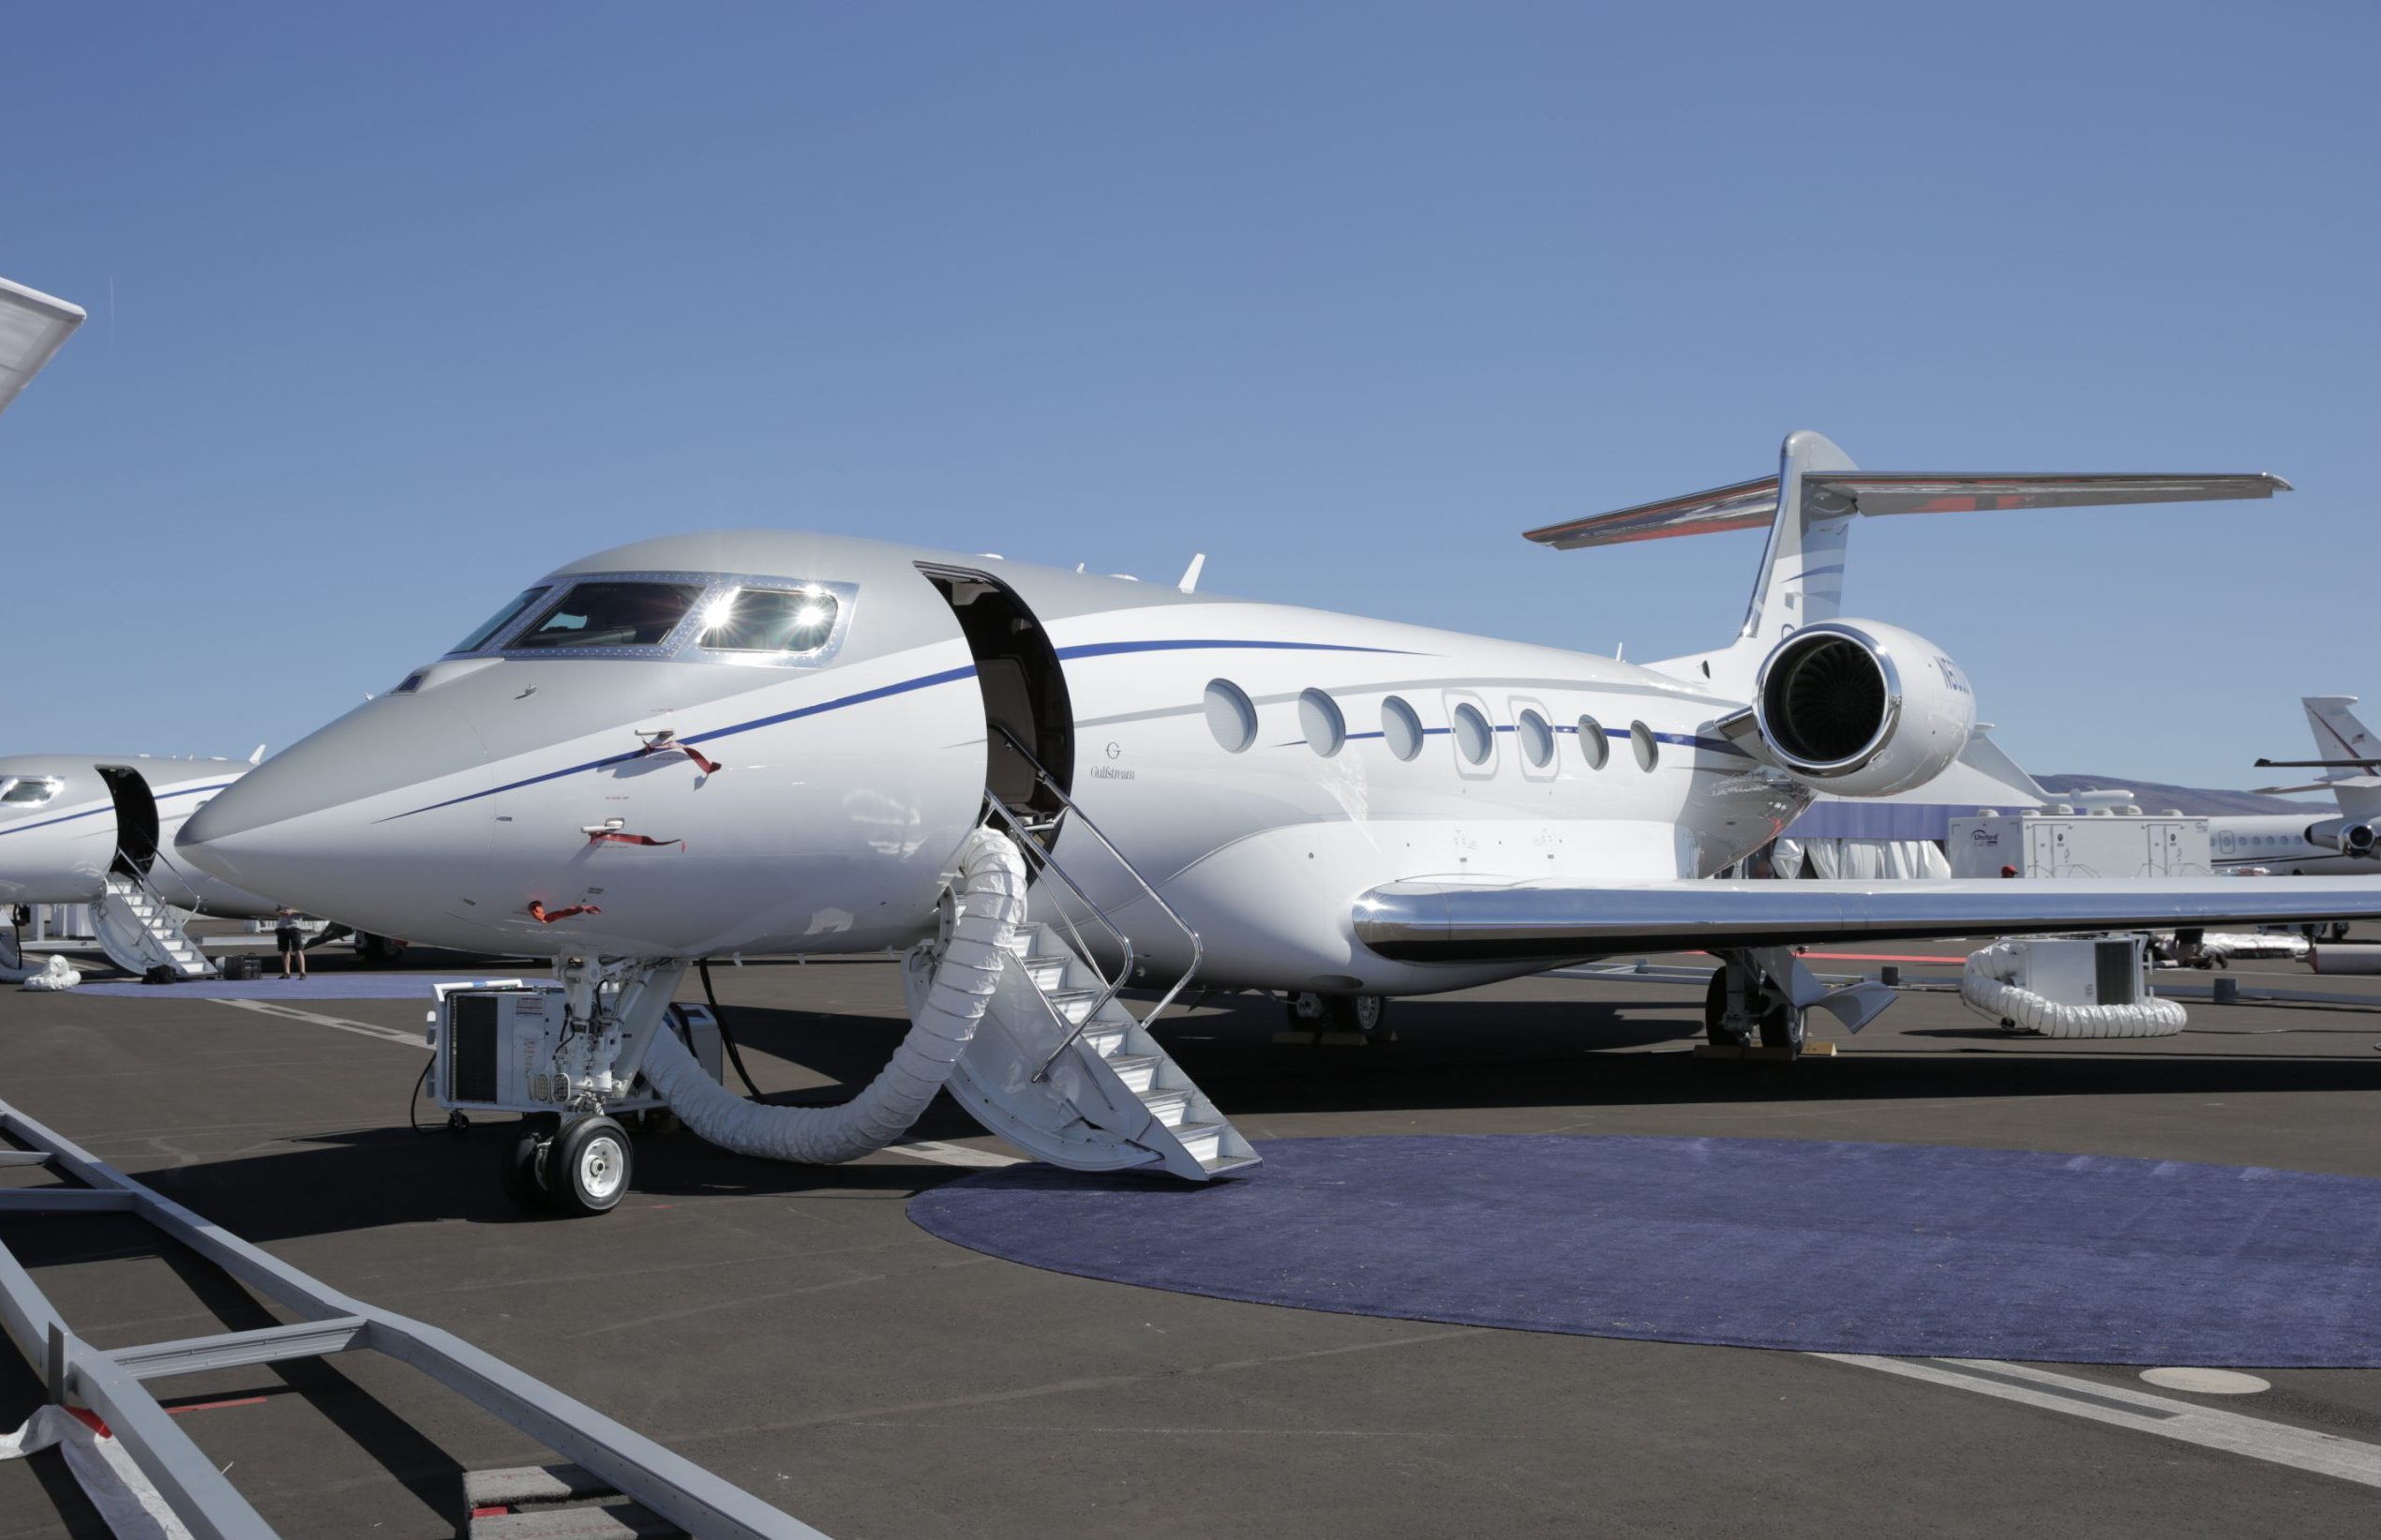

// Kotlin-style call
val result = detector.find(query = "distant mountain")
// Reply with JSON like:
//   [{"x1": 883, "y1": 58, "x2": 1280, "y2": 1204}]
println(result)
[{"x1": 2036, "y1": 774, "x2": 2326, "y2": 817}]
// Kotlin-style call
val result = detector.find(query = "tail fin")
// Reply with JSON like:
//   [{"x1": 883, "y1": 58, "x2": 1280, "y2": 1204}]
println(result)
[
  {"x1": 2252, "y1": 696, "x2": 2381, "y2": 819},
  {"x1": 1528, "y1": 430, "x2": 2291, "y2": 687},
  {"x1": 2303, "y1": 696, "x2": 2376, "y2": 776}
]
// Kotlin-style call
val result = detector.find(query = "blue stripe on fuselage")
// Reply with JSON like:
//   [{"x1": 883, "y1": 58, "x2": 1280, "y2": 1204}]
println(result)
[{"x1": 374, "y1": 635, "x2": 1743, "y2": 823}]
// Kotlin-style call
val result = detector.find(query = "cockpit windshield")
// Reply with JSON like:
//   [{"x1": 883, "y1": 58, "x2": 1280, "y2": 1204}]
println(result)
[
  {"x1": 511, "y1": 582, "x2": 704, "y2": 650},
  {"x1": 0, "y1": 777, "x2": 60, "y2": 807},
  {"x1": 698, "y1": 588, "x2": 842, "y2": 654},
  {"x1": 449, "y1": 588, "x2": 550, "y2": 654}
]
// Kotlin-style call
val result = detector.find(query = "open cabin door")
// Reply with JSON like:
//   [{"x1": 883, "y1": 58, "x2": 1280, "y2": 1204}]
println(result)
[
  {"x1": 95, "y1": 765, "x2": 159, "y2": 878},
  {"x1": 917, "y1": 564, "x2": 1075, "y2": 831}
]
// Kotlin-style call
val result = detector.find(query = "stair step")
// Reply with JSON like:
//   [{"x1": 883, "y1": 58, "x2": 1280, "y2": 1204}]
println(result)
[
  {"x1": 1044, "y1": 988, "x2": 1107, "y2": 1024},
  {"x1": 999, "y1": 925, "x2": 1044, "y2": 958},
  {"x1": 1138, "y1": 1087, "x2": 1190, "y2": 1126},
  {"x1": 1078, "y1": 1024, "x2": 1126, "y2": 1057},
  {"x1": 1170, "y1": 1121, "x2": 1223, "y2": 1163},
  {"x1": 1200, "y1": 1152, "x2": 1263, "y2": 1175},
  {"x1": 1106, "y1": 1054, "x2": 1160, "y2": 1092},
  {"x1": 1024, "y1": 958, "x2": 1070, "y2": 989}
]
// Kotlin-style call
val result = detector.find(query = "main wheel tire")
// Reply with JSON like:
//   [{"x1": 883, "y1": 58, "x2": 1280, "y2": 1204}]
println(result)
[
  {"x1": 500, "y1": 1124, "x2": 551, "y2": 1213},
  {"x1": 1343, "y1": 994, "x2": 1388, "y2": 1038},
  {"x1": 1702, "y1": 968, "x2": 1750, "y2": 1047},
  {"x1": 1757, "y1": 999, "x2": 1804, "y2": 1052},
  {"x1": 1283, "y1": 992, "x2": 1328, "y2": 1027},
  {"x1": 549, "y1": 1115, "x2": 633, "y2": 1217}
]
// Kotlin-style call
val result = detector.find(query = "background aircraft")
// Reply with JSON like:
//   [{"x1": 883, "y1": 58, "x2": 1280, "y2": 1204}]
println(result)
[{"x1": 2219, "y1": 695, "x2": 2381, "y2": 873}]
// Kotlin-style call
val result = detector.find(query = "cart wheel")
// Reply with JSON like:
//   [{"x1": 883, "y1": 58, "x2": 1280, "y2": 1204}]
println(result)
[
  {"x1": 445, "y1": 1110, "x2": 470, "y2": 1135},
  {"x1": 549, "y1": 1115, "x2": 633, "y2": 1217},
  {"x1": 500, "y1": 1121, "x2": 553, "y2": 1213}
]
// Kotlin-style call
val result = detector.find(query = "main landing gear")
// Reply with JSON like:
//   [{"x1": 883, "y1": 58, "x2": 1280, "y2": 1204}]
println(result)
[
  {"x1": 502, "y1": 1112, "x2": 636, "y2": 1217},
  {"x1": 1702, "y1": 957, "x2": 1804, "y2": 1052},
  {"x1": 1701, "y1": 949, "x2": 1900, "y2": 1057},
  {"x1": 1281, "y1": 991, "x2": 1392, "y2": 1042}
]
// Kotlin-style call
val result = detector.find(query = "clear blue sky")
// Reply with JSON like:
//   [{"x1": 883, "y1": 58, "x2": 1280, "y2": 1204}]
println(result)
[{"x1": 4, "y1": 2, "x2": 2374, "y2": 789}]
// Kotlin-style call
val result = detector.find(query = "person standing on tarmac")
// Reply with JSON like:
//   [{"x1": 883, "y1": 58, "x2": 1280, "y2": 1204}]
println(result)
[{"x1": 274, "y1": 906, "x2": 307, "y2": 979}]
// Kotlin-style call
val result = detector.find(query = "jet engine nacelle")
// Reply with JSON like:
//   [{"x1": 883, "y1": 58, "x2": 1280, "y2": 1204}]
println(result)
[
  {"x1": 2307, "y1": 817, "x2": 2380, "y2": 858},
  {"x1": 1752, "y1": 620, "x2": 1976, "y2": 799}
]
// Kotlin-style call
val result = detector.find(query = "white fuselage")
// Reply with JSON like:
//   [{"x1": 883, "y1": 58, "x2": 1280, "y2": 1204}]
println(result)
[
  {"x1": 2209, "y1": 814, "x2": 2374, "y2": 875},
  {"x1": 0, "y1": 755, "x2": 276, "y2": 915},
  {"x1": 180, "y1": 532, "x2": 1811, "y2": 994}
]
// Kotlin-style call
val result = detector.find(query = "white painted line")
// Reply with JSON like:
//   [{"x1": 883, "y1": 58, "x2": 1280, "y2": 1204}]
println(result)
[
  {"x1": 1816, "y1": 1353, "x2": 2381, "y2": 1489},
  {"x1": 2143, "y1": 1367, "x2": 2272, "y2": 1395},
  {"x1": 885, "y1": 1139, "x2": 1022, "y2": 1169},
  {"x1": 209, "y1": 998, "x2": 427, "y2": 1049}
]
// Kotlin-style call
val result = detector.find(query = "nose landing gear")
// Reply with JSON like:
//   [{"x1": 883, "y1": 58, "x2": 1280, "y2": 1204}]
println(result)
[{"x1": 501, "y1": 1112, "x2": 636, "y2": 1217}]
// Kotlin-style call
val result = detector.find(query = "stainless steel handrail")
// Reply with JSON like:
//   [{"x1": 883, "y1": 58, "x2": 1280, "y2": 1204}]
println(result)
[
  {"x1": 981, "y1": 797, "x2": 1135, "y2": 1034},
  {"x1": 986, "y1": 725, "x2": 1205, "y2": 1082}
]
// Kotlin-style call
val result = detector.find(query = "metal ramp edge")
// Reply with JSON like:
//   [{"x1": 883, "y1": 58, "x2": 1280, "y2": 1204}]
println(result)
[
  {"x1": 94, "y1": 871, "x2": 217, "y2": 979},
  {"x1": 0, "y1": 1098, "x2": 830, "y2": 1540}
]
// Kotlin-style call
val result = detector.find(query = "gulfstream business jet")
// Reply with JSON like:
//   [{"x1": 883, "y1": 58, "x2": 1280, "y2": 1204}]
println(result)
[{"x1": 172, "y1": 426, "x2": 2381, "y2": 1206}]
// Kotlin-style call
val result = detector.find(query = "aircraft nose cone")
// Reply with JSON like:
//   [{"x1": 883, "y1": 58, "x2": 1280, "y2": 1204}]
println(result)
[{"x1": 178, "y1": 695, "x2": 492, "y2": 920}]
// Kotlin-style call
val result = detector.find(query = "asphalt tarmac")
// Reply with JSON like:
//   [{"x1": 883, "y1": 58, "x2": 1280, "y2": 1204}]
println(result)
[{"x1": 4, "y1": 940, "x2": 2380, "y2": 1538}]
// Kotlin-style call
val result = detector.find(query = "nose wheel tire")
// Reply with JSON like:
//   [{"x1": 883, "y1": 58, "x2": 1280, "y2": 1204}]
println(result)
[
  {"x1": 499, "y1": 1115, "x2": 558, "y2": 1213},
  {"x1": 549, "y1": 1115, "x2": 633, "y2": 1217}
]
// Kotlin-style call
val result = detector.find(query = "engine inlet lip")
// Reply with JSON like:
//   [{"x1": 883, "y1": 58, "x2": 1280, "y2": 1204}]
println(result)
[{"x1": 1753, "y1": 620, "x2": 1905, "y2": 777}]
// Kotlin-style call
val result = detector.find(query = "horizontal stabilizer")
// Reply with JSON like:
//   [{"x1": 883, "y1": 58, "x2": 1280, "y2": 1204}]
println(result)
[
  {"x1": 2254, "y1": 777, "x2": 2381, "y2": 796},
  {"x1": 1527, "y1": 470, "x2": 2291, "y2": 550},
  {"x1": 1354, "y1": 875, "x2": 2381, "y2": 964},
  {"x1": 2257, "y1": 758, "x2": 2381, "y2": 770},
  {"x1": 0, "y1": 276, "x2": 86, "y2": 421}
]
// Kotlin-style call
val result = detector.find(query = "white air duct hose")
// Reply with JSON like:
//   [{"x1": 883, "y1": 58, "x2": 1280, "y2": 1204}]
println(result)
[
  {"x1": 637, "y1": 825, "x2": 1026, "y2": 1164},
  {"x1": 1958, "y1": 941, "x2": 2184, "y2": 1039}
]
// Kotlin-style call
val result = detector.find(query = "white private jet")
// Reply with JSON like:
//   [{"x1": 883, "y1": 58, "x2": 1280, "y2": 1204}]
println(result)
[
  {"x1": 0, "y1": 753, "x2": 290, "y2": 979},
  {"x1": 172, "y1": 425, "x2": 2381, "y2": 1212},
  {"x1": 2215, "y1": 695, "x2": 2381, "y2": 874}
]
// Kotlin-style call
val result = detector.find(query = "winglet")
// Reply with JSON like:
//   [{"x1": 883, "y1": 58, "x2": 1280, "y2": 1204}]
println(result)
[
  {"x1": 247, "y1": 744, "x2": 266, "y2": 766},
  {"x1": 1178, "y1": 553, "x2": 1205, "y2": 593}
]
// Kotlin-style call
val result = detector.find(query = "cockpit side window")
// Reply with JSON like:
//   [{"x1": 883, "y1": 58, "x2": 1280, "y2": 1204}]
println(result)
[
  {"x1": 699, "y1": 588, "x2": 841, "y2": 654},
  {"x1": 512, "y1": 582, "x2": 704, "y2": 650},
  {"x1": 449, "y1": 587, "x2": 551, "y2": 654},
  {"x1": 0, "y1": 777, "x2": 61, "y2": 806}
]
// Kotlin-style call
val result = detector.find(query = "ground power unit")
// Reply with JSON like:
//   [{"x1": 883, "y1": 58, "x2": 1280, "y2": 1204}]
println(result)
[
  {"x1": 428, "y1": 983, "x2": 723, "y2": 1117},
  {"x1": 1947, "y1": 811, "x2": 2211, "y2": 878}
]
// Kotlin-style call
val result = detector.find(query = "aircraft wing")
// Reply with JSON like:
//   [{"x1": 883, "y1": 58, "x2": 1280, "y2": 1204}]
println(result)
[
  {"x1": 1352, "y1": 877, "x2": 2381, "y2": 963},
  {"x1": 0, "y1": 276, "x2": 84, "y2": 420}
]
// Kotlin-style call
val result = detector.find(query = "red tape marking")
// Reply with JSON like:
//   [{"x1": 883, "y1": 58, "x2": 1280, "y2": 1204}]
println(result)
[
  {"x1": 167, "y1": 1396, "x2": 268, "y2": 1416},
  {"x1": 586, "y1": 831, "x2": 686, "y2": 851},
  {"x1": 67, "y1": 1407, "x2": 111, "y2": 1440},
  {"x1": 527, "y1": 901, "x2": 601, "y2": 924},
  {"x1": 637, "y1": 733, "x2": 722, "y2": 775}
]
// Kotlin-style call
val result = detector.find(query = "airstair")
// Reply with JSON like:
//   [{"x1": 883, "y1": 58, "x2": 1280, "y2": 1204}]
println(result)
[
  {"x1": 918, "y1": 733, "x2": 1258, "y2": 1180},
  {"x1": 92, "y1": 870, "x2": 217, "y2": 979}
]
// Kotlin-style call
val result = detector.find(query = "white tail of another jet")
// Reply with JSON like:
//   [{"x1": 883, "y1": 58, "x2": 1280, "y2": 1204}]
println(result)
[{"x1": 2256, "y1": 695, "x2": 2381, "y2": 825}]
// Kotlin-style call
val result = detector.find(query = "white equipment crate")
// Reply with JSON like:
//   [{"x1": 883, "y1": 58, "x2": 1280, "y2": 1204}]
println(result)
[{"x1": 428, "y1": 982, "x2": 723, "y2": 1115}]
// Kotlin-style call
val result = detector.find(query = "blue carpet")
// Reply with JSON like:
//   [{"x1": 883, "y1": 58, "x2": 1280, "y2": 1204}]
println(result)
[
  {"x1": 906, "y1": 1135, "x2": 2381, "y2": 1367},
  {"x1": 67, "y1": 975, "x2": 526, "y2": 1001}
]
